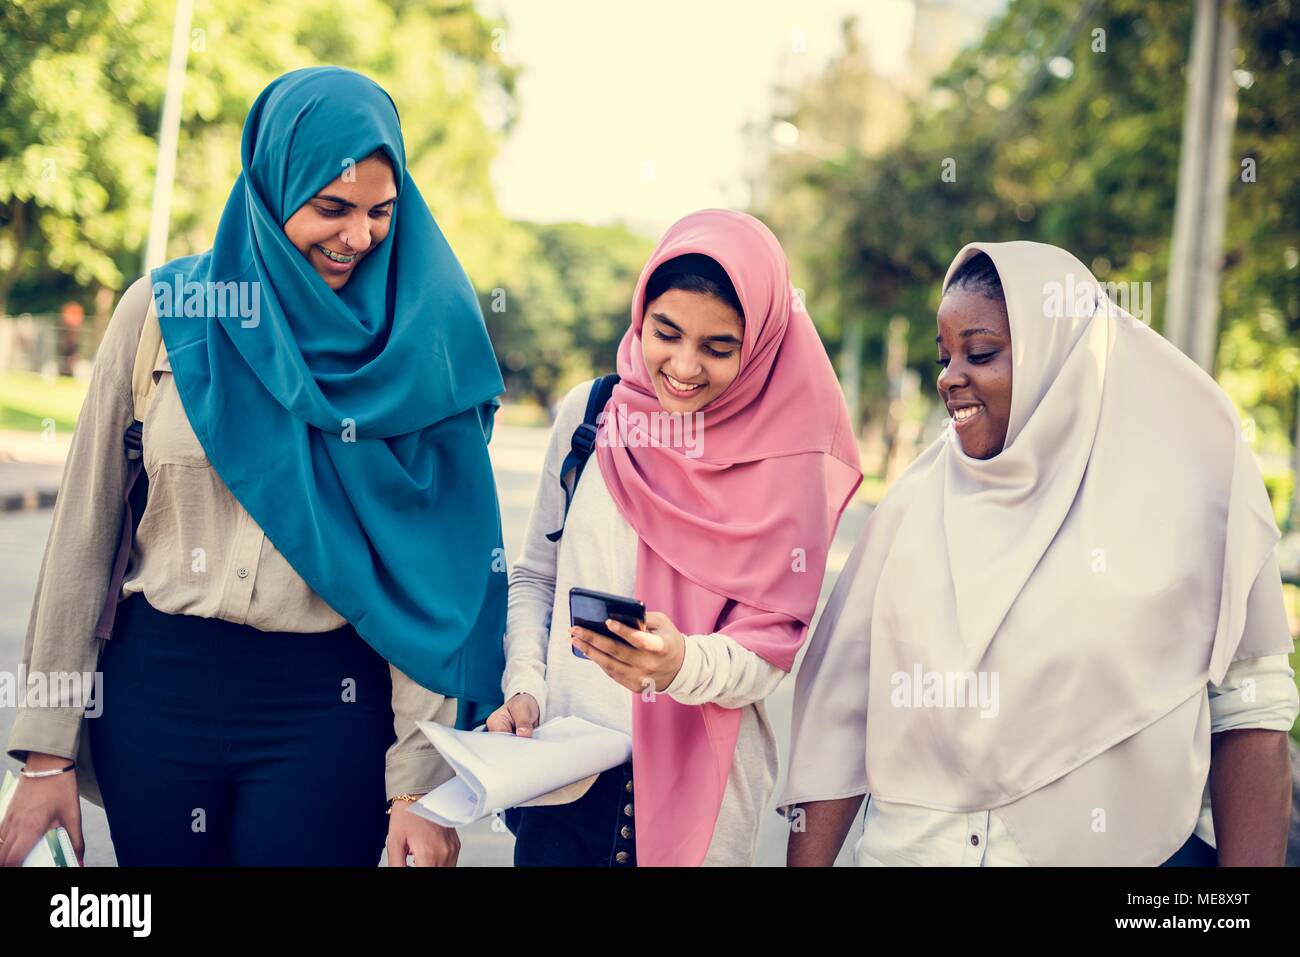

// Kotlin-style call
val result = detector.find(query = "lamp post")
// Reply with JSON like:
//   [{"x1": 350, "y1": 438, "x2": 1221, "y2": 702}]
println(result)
[
  {"x1": 1164, "y1": 0, "x2": 1239, "y2": 374},
  {"x1": 143, "y1": 0, "x2": 195, "y2": 274}
]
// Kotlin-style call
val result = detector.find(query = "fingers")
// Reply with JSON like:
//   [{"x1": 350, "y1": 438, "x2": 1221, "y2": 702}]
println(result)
[
  {"x1": 1, "y1": 799, "x2": 51, "y2": 868},
  {"x1": 572, "y1": 625, "x2": 637, "y2": 665},
  {"x1": 507, "y1": 695, "x2": 537, "y2": 737},
  {"x1": 484, "y1": 706, "x2": 514, "y2": 734},
  {"x1": 570, "y1": 631, "x2": 640, "y2": 691},
  {"x1": 0, "y1": 826, "x2": 41, "y2": 868},
  {"x1": 67, "y1": 816, "x2": 86, "y2": 867},
  {"x1": 602, "y1": 618, "x2": 635, "y2": 643},
  {"x1": 487, "y1": 695, "x2": 538, "y2": 737},
  {"x1": 410, "y1": 834, "x2": 460, "y2": 867},
  {"x1": 386, "y1": 830, "x2": 409, "y2": 868},
  {"x1": 603, "y1": 618, "x2": 664, "y2": 654}
]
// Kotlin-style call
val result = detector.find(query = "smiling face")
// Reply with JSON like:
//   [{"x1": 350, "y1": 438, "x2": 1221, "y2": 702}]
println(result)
[
  {"x1": 282, "y1": 152, "x2": 397, "y2": 290},
  {"x1": 935, "y1": 286, "x2": 1013, "y2": 459},
  {"x1": 640, "y1": 288, "x2": 744, "y2": 414}
]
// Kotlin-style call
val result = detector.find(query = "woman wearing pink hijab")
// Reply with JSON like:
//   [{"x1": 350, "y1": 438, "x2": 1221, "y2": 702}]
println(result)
[{"x1": 488, "y1": 209, "x2": 862, "y2": 865}]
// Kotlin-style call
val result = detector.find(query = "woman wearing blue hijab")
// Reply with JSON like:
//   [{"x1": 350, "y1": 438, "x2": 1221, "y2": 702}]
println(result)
[{"x1": 1, "y1": 67, "x2": 507, "y2": 867}]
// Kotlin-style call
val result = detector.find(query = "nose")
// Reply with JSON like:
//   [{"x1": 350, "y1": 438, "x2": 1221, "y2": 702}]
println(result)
[
  {"x1": 937, "y1": 362, "x2": 967, "y2": 398},
  {"x1": 668, "y1": 356, "x2": 704, "y2": 382},
  {"x1": 340, "y1": 214, "x2": 374, "y2": 253}
]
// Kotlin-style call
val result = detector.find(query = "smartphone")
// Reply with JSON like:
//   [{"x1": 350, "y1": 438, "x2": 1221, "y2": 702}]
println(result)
[{"x1": 569, "y1": 587, "x2": 646, "y2": 659}]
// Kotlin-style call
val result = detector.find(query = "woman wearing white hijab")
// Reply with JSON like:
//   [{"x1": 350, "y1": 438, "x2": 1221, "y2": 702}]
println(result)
[{"x1": 781, "y1": 241, "x2": 1298, "y2": 866}]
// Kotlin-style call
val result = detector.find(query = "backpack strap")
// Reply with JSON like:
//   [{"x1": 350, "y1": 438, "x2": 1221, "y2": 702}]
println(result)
[
  {"x1": 546, "y1": 374, "x2": 620, "y2": 542},
  {"x1": 93, "y1": 297, "x2": 164, "y2": 641},
  {"x1": 130, "y1": 295, "x2": 164, "y2": 421}
]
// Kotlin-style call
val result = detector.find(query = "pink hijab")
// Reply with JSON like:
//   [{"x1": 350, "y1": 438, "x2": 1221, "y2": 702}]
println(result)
[{"x1": 595, "y1": 209, "x2": 862, "y2": 865}]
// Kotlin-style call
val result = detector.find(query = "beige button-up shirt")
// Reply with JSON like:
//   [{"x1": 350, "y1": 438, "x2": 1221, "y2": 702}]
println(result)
[{"x1": 6, "y1": 276, "x2": 457, "y2": 804}]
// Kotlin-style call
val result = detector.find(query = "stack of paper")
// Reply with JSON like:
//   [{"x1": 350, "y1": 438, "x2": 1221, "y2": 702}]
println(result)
[
  {"x1": 0, "y1": 770, "x2": 78, "y2": 867},
  {"x1": 407, "y1": 716, "x2": 632, "y2": 827}
]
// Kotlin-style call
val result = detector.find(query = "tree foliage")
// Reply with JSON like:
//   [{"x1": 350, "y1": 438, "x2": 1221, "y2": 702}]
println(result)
[
  {"x1": 753, "y1": 0, "x2": 1298, "y2": 481},
  {"x1": 1, "y1": 0, "x2": 653, "y2": 405}
]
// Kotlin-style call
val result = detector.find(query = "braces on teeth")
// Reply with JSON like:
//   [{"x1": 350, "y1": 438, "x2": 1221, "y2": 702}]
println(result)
[{"x1": 317, "y1": 246, "x2": 355, "y2": 263}]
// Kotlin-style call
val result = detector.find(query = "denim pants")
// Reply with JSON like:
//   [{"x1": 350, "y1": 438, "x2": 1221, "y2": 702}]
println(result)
[
  {"x1": 88, "y1": 593, "x2": 394, "y2": 866},
  {"x1": 505, "y1": 761, "x2": 637, "y2": 866}
]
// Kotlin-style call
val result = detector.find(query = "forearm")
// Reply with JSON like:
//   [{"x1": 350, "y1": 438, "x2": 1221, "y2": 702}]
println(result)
[
  {"x1": 501, "y1": 396, "x2": 577, "y2": 709},
  {"x1": 503, "y1": 571, "x2": 553, "y2": 709},
  {"x1": 1209, "y1": 728, "x2": 1292, "y2": 866},
  {"x1": 503, "y1": 564, "x2": 553, "y2": 712},
  {"x1": 664, "y1": 631, "x2": 786, "y2": 709},
  {"x1": 786, "y1": 795, "x2": 864, "y2": 867},
  {"x1": 6, "y1": 288, "x2": 142, "y2": 764},
  {"x1": 385, "y1": 665, "x2": 458, "y2": 800}
]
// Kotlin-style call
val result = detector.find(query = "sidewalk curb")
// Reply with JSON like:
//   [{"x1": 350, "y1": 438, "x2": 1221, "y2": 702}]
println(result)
[{"x1": 0, "y1": 485, "x2": 58, "y2": 512}]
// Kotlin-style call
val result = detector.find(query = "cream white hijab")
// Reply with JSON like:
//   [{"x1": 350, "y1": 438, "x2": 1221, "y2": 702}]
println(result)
[{"x1": 781, "y1": 241, "x2": 1294, "y2": 865}]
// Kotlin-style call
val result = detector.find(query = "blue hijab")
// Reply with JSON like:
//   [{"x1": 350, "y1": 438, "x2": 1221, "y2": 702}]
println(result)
[{"x1": 151, "y1": 67, "x2": 506, "y2": 728}]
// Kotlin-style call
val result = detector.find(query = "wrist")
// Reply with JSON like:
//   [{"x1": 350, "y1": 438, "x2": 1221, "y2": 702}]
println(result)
[
  {"x1": 386, "y1": 793, "x2": 425, "y2": 815},
  {"x1": 23, "y1": 752, "x2": 75, "y2": 773},
  {"x1": 657, "y1": 634, "x2": 690, "y2": 693}
]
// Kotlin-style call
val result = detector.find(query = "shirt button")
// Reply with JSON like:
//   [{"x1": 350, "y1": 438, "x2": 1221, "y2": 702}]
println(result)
[
  {"x1": 970, "y1": 834, "x2": 980, "y2": 846},
  {"x1": 236, "y1": 567, "x2": 249, "y2": 579},
  {"x1": 614, "y1": 851, "x2": 630, "y2": 864},
  {"x1": 621, "y1": 825, "x2": 633, "y2": 840},
  {"x1": 625, "y1": 779, "x2": 633, "y2": 794},
  {"x1": 623, "y1": 802, "x2": 634, "y2": 818}
]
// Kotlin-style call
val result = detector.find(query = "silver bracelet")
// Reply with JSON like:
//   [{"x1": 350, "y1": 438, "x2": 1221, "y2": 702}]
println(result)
[{"x1": 20, "y1": 762, "x2": 76, "y2": 778}]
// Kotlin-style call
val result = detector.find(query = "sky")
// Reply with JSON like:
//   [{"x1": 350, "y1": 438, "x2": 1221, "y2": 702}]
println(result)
[{"x1": 480, "y1": 0, "x2": 920, "y2": 236}]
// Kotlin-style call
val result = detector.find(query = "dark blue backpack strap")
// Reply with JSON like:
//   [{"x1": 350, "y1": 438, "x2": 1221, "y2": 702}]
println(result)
[
  {"x1": 546, "y1": 374, "x2": 619, "y2": 542},
  {"x1": 94, "y1": 420, "x2": 147, "y2": 640}
]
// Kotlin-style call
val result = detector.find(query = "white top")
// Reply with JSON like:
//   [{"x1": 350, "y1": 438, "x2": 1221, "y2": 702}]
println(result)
[
  {"x1": 504, "y1": 381, "x2": 787, "y2": 866},
  {"x1": 852, "y1": 654, "x2": 1299, "y2": 866}
]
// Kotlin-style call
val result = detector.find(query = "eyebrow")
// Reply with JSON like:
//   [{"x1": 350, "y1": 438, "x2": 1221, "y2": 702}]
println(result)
[
  {"x1": 935, "y1": 327, "x2": 1002, "y2": 344},
  {"x1": 313, "y1": 193, "x2": 398, "y2": 208},
  {"x1": 651, "y1": 312, "x2": 742, "y2": 345}
]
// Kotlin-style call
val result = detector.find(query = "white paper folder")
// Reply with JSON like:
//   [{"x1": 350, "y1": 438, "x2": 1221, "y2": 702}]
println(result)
[{"x1": 407, "y1": 716, "x2": 632, "y2": 827}]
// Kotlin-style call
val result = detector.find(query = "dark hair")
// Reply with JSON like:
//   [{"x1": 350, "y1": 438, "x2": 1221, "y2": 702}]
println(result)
[
  {"x1": 943, "y1": 251, "x2": 1005, "y2": 304},
  {"x1": 644, "y1": 253, "x2": 744, "y2": 320}
]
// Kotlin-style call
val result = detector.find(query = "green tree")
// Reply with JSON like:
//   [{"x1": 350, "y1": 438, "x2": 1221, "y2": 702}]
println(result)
[
  {"x1": 483, "y1": 220, "x2": 653, "y2": 407},
  {"x1": 0, "y1": 0, "x2": 159, "y2": 312},
  {"x1": 753, "y1": 0, "x2": 1298, "y2": 498},
  {"x1": 0, "y1": 0, "x2": 519, "y2": 319}
]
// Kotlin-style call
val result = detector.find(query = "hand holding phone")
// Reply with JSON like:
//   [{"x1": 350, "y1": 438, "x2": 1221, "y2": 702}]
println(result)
[
  {"x1": 569, "y1": 602, "x2": 689, "y2": 695},
  {"x1": 569, "y1": 587, "x2": 646, "y2": 659}
]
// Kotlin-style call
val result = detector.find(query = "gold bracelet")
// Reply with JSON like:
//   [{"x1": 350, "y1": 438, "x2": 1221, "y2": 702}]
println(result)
[{"x1": 386, "y1": 793, "x2": 422, "y2": 815}]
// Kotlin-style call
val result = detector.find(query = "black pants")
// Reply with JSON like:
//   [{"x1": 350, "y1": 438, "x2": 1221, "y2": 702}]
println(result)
[
  {"x1": 88, "y1": 593, "x2": 393, "y2": 866},
  {"x1": 505, "y1": 761, "x2": 637, "y2": 866},
  {"x1": 1161, "y1": 832, "x2": 1218, "y2": 866}
]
